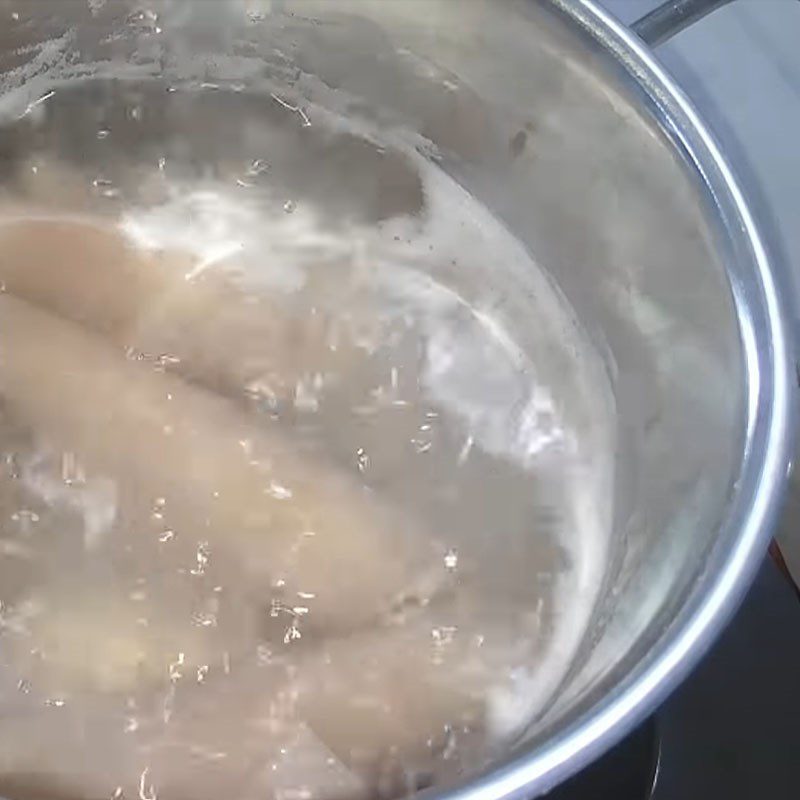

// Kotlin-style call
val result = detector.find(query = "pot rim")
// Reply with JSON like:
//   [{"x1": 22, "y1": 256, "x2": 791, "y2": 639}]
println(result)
[{"x1": 426, "y1": 1, "x2": 795, "y2": 797}]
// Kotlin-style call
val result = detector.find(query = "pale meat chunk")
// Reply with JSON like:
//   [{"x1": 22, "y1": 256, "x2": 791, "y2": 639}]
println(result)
[
  {"x1": 2, "y1": 573, "x2": 252, "y2": 697},
  {"x1": 0, "y1": 295, "x2": 443, "y2": 635},
  {"x1": 0, "y1": 217, "x2": 192, "y2": 339},
  {"x1": 0, "y1": 692, "x2": 367, "y2": 800},
  {"x1": 0, "y1": 217, "x2": 364, "y2": 404},
  {"x1": 0, "y1": 614, "x2": 491, "y2": 800}
]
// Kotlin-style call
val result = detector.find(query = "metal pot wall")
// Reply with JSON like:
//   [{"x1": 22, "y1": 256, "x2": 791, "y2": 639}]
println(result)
[{"x1": 0, "y1": 1, "x2": 793, "y2": 798}]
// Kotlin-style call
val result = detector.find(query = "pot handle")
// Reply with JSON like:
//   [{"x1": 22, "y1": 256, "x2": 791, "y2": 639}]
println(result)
[{"x1": 631, "y1": 0, "x2": 734, "y2": 47}]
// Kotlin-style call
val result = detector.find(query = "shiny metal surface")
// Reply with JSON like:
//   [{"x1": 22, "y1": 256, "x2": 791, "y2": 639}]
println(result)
[
  {"x1": 431, "y1": 1, "x2": 794, "y2": 795},
  {"x1": 0, "y1": 0, "x2": 793, "y2": 797}
]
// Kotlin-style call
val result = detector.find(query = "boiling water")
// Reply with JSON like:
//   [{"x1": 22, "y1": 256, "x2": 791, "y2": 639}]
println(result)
[{"x1": 0, "y1": 77, "x2": 614, "y2": 800}]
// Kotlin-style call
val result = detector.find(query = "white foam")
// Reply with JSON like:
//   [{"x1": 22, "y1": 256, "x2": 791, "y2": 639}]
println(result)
[
  {"x1": 20, "y1": 449, "x2": 118, "y2": 551},
  {"x1": 120, "y1": 186, "x2": 366, "y2": 294}
]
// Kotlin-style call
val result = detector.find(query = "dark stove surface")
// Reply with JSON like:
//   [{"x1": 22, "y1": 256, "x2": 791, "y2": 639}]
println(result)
[{"x1": 547, "y1": 555, "x2": 800, "y2": 800}]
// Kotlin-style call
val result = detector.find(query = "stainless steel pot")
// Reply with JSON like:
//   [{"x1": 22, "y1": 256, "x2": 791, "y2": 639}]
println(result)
[{"x1": 0, "y1": 1, "x2": 793, "y2": 798}]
